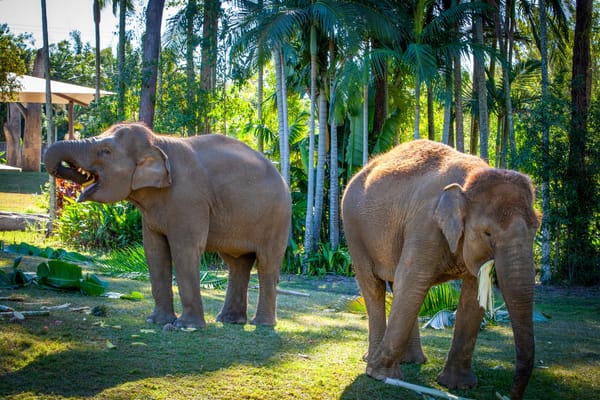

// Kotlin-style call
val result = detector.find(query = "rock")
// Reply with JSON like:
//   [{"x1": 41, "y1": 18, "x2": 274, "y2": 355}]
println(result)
[{"x1": 0, "y1": 211, "x2": 49, "y2": 231}]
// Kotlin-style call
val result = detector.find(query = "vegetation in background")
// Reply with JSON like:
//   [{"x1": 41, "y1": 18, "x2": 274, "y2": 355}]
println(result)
[{"x1": 0, "y1": 1, "x2": 598, "y2": 284}]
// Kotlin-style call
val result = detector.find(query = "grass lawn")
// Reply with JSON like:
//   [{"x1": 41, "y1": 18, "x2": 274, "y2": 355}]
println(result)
[
  {"x1": 1, "y1": 253, "x2": 599, "y2": 400},
  {"x1": 0, "y1": 171, "x2": 49, "y2": 214}
]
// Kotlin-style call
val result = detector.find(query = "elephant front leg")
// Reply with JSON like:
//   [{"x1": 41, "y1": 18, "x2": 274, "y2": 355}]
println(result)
[
  {"x1": 437, "y1": 275, "x2": 484, "y2": 389},
  {"x1": 217, "y1": 253, "x2": 254, "y2": 324},
  {"x1": 366, "y1": 263, "x2": 430, "y2": 381},
  {"x1": 171, "y1": 243, "x2": 206, "y2": 328},
  {"x1": 143, "y1": 227, "x2": 177, "y2": 325}
]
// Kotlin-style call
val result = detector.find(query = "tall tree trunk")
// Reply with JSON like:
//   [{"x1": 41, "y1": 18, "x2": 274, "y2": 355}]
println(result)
[
  {"x1": 185, "y1": 0, "x2": 197, "y2": 136},
  {"x1": 257, "y1": 62, "x2": 264, "y2": 152},
  {"x1": 139, "y1": 0, "x2": 165, "y2": 128},
  {"x1": 473, "y1": 8, "x2": 489, "y2": 161},
  {"x1": 362, "y1": 81, "x2": 368, "y2": 164},
  {"x1": 274, "y1": 47, "x2": 289, "y2": 185},
  {"x1": 539, "y1": 0, "x2": 552, "y2": 283},
  {"x1": 313, "y1": 91, "x2": 327, "y2": 244},
  {"x1": 565, "y1": 0, "x2": 595, "y2": 283},
  {"x1": 256, "y1": 0, "x2": 264, "y2": 153},
  {"x1": 200, "y1": 0, "x2": 219, "y2": 134},
  {"x1": 117, "y1": 0, "x2": 126, "y2": 120},
  {"x1": 328, "y1": 40, "x2": 339, "y2": 249},
  {"x1": 93, "y1": 0, "x2": 101, "y2": 102},
  {"x1": 41, "y1": 0, "x2": 56, "y2": 227},
  {"x1": 454, "y1": 51, "x2": 464, "y2": 152},
  {"x1": 442, "y1": 66, "x2": 452, "y2": 145},
  {"x1": 303, "y1": 24, "x2": 318, "y2": 270},
  {"x1": 427, "y1": 82, "x2": 435, "y2": 141},
  {"x1": 414, "y1": 70, "x2": 421, "y2": 140},
  {"x1": 3, "y1": 104, "x2": 22, "y2": 167},
  {"x1": 21, "y1": 49, "x2": 44, "y2": 172}
]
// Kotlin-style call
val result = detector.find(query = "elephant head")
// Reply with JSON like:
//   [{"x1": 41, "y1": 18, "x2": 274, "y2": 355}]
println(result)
[
  {"x1": 44, "y1": 123, "x2": 171, "y2": 203},
  {"x1": 434, "y1": 168, "x2": 541, "y2": 399}
]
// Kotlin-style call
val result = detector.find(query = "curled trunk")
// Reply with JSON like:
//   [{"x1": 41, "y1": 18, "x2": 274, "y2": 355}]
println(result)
[{"x1": 44, "y1": 139, "x2": 94, "y2": 184}]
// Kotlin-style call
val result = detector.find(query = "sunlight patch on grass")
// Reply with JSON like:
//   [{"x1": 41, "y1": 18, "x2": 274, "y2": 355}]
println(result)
[
  {"x1": 0, "y1": 330, "x2": 70, "y2": 374},
  {"x1": 0, "y1": 193, "x2": 46, "y2": 214}
]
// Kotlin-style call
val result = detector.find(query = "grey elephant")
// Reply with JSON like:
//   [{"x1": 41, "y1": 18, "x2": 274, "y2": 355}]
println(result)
[
  {"x1": 45, "y1": 123, "x2": 292, "y2": 328},
  {"x1": 341, "y1": 140, "x2": 540, "y2": 399}
]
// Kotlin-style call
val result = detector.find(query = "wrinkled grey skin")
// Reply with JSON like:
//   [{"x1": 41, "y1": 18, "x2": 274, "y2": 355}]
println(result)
[
  {"x1": 341, "y1": 140, "x2": 540, "y2": 400},
  {"x1": 45, "y1": 123, "x2": 292, "y2": 328}
]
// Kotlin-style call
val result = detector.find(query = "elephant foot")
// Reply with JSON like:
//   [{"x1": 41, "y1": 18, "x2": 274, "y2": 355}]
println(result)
[
  {"x1": 250, "y1": 314, "x2": 277, "y2": 326},
  {"x1": 400, "y1": 348, "x2": 428, "y2": 364},
  {"x1": 173, "y1": 314, "x2": 206, "y2": 329},
  {"x1": 366, "y1": 362, "x2": 403, "y2": 381},
  {"x1": 437, "y1": 367, "x2": 478, "y2": 390},
  {"x1": 146, "y1": 310, "x2": 177, "y2": 325},
  {"x1": 216, "y1": 310, "x2": 247, "y2": 325}
]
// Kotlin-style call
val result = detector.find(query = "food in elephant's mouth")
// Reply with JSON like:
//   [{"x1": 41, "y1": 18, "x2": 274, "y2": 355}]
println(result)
[{"x1": 60, "y1": 161, "x2": 99, "y2": 200}]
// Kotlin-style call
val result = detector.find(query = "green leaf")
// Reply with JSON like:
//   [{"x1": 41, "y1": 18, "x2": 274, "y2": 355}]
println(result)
[
  {"x1": 120, "y1": 291, "x2": 144, "y2": 301},
  {"x1": 37, "y1": 260, "x2": 82, "y2": 290},
  {"x1": 80, "y1": 274, "x2": 109, "y2": 296}
]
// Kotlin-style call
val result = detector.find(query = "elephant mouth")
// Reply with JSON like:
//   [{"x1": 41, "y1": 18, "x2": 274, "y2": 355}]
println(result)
[{"x1": 59, "y1": 161, "x2": 100, "y2": 202}]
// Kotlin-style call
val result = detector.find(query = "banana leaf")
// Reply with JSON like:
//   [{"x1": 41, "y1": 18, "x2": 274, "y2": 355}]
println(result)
[
  {"x1": 80, "y1": 274, "x2": 109, "y2": 296},
  {"x1": 37, "y1": 260, "x2": 82, "y2": 290},
  {"x1": 0, "y1": 257, "x2": 34, "y2": 288}
]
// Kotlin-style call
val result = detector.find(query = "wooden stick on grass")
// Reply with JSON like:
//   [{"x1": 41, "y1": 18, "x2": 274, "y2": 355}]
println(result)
[
  {"x1": 0, "y1": 310, "x2": 50, "y2": 319},
  {"x1": 384, "y1": 378, "x2": 474, "y2": 400}
]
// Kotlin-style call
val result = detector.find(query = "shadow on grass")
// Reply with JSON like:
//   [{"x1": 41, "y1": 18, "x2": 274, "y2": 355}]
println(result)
[{"x1": 0, "y1": 323, "x2": 282, "y2": 397}]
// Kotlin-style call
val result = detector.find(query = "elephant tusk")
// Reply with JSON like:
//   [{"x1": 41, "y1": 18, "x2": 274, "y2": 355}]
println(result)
[{"x1": 477, "y1": 259, "x2": 495, "y2": 313}]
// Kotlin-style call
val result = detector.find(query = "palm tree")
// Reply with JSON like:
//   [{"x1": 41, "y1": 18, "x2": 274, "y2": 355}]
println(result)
[
  {"x1": 565, "y1": 0, "x2": 595, "y2": 283},
  {"x1": 539, "y1": 0, "x2": 551, "y2": 283},
  {"x1": 93, "y1": 0, "x2": 105, "y2": 102},
  {"x1": 163, "y1": 0, "x2": 201, "y2": 135},
  {"x1": 40, "y1": 0, "x2": 56, "y2": 225},
  {"x1": 473, "y1": 5, "x2": 489, "y2": 161},
  {"x1": 114, "y1": 0, "x2": 135, "y2": 120},
  {"x1": 139, "y1": 0, "x2": 166, "y2": 127}
]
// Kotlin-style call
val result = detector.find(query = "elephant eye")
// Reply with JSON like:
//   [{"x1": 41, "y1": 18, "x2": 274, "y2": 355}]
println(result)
[
  {"x1": 484, "y1": 230, "x2": 492, "y2": 237},
  {"x1": 99, "y1": 148, "x2": 111, "y2": 156}
]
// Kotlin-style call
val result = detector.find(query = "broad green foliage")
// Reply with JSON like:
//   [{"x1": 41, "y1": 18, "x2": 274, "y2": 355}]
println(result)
[
  {"x1": 56, "y1": 199, "x2": 142, "y2": 251},
  {"x1": 0, "y1": 255, "x2": 108, "y2": 296}
]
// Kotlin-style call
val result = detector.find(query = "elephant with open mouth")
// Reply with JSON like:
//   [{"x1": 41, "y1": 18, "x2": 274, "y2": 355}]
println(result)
[
  {"x1": 45, "y1": 123, "x2": 292, "y2": 329},
  {"x1": 341, "y1": 139, "x2": 540, "y2": 399}
]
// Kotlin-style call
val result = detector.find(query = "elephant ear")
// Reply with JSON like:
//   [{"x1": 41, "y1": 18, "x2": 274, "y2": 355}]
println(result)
[
  {"x1": 131, "y1": 145, "x2": 172, "y2": 190},
  {"x1": 434, "y1": 183, "x2": 466, "y2": 254}
]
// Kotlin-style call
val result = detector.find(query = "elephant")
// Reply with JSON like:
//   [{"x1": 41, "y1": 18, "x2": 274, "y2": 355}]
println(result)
[
  {"x1": 45, "y1": 123, "x2": 292, "y2": 328},
  {"x1": 341, "y1": 139, "x2": 540, "y2": 400}
]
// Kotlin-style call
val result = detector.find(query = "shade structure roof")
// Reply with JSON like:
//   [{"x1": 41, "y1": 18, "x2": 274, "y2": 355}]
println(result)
[{"x1": 1, "y1": 74, "x2": 114, "y2": 106}]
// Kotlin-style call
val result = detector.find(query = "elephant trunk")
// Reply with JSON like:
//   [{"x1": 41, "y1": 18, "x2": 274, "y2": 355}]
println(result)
[
  {"x1": 44, "y1": 138, "x2": 95, "y2": 184},
  {"x1": 495, "y1": 247, "x2": 536, "y2": 400}
]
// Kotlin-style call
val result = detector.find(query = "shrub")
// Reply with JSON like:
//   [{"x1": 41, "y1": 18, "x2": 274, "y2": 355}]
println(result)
[{"x1": 56, "y1": 199, "x2": 142, "y2": 251}]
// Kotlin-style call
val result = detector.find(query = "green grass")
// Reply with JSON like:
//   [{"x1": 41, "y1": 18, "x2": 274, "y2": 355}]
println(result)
[
  {"x1": 0, "y1": 171, "x2": 49, "y2": 215},
  {"x1": 0, "y1": 253, "x2": 599, "y2": 400}
]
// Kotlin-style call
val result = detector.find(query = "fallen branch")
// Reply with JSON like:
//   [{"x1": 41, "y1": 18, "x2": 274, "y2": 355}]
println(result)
[
  {"x1": 0, "y1": 310, "x2": 50, "y2": 319},
  {"x1": 0, "y1": 304, "x2": 15, "y2": 312},
  {"x1": 384, "y1": 378, "x2": 474, "y2": 400},
  {"x1": 250, "y1": 286, "x2": 310, "y2": 297},
  {"x1": 0, "y1": 296, "x2": 25, "y2": 302}
]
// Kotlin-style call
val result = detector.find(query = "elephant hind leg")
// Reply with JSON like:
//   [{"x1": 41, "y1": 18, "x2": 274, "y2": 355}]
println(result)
[
  {"x1": 250, "y1": 247, "x2": 284, "y2": 326},
  {"x1": 217, "y1": 253, "x2": 255, "y2": 324}
]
